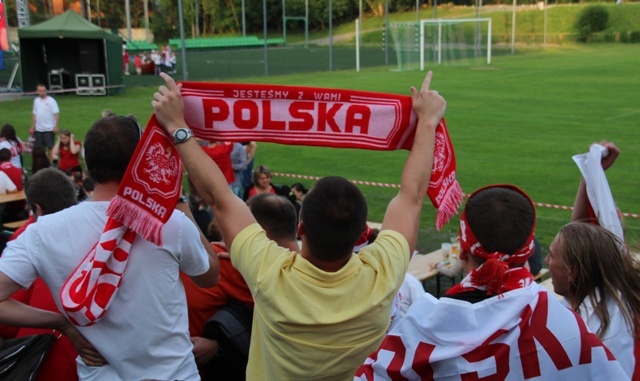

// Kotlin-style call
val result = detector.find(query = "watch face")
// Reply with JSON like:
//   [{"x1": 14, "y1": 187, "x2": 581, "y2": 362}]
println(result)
[{"x1": 176, "y1": 129, "x2": 187, "y2": 141}]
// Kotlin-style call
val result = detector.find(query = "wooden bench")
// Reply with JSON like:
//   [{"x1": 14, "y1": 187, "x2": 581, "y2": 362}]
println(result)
[{"x1": 3, "y1": 219, "x2": 28, "y2": 231}]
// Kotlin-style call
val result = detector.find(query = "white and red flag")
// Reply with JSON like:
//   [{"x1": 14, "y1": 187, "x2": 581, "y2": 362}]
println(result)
[{"x1": 355, "y1": 284, "x2": 628, "y2": 380}]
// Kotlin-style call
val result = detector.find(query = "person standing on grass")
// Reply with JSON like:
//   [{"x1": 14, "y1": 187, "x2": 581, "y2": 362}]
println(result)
[
  {"x1": 134, "y1": 54, "x2": 142, "y2": 76},
  {"x1": 31, "y1": 84, "x2": 59, "y2": 151},
  {"x1": 152, "y1": 71, "x2": 445, "y2": 380},
  {"x1": 230, "y1": 142, "x2": 248, "y2": 198}
]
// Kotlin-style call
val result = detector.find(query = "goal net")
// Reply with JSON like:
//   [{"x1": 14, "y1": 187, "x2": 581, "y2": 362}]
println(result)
[
  {"x1": 387, "y1": 18, "x2": 492, "y2": 71},
  {"x1": 420, "y1": 18, "x2": 492, "y2": 70},
  {"x1": 387, "y1": 22, "x2": 421, "y2": 71}
]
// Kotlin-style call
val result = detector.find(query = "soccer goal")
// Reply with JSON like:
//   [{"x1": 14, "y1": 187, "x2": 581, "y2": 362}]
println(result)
[{"x1": 419, "y1": 18, "x2": 493, "y2": 70}]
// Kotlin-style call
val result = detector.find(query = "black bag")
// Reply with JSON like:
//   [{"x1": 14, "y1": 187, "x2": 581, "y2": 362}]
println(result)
[
  {"x1": 0, "y1": 333, "x2": 56, "y2": 381},
  {"x1": 200, "y1": 302, "x2": 253, "y2": 381}
]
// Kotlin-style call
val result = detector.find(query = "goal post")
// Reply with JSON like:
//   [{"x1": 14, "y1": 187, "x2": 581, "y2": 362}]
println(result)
[{"x1": 419, "y1": 18, "x2": 492, "y2": 70}]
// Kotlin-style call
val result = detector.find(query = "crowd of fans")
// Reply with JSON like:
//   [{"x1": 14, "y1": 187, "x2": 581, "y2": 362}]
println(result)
[{"x1": 0, "y1": 74, "x2": 636, "y2": 380}]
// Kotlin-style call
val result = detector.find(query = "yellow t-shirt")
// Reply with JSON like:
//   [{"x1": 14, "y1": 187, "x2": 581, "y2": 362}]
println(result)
[{"x1": 231, "y1": 223, "x2": 409, "y2": 381}]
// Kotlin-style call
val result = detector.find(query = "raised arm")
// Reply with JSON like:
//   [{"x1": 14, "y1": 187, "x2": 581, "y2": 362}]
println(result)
[
  {"x1": 69, "y1": 134, "x2": 81, "y2": 155},
  {"x1": 381, "y1": 71, "x2": 446, "y2": 255},
  {"x1": 571, "y1": 141, "x2": 620, "y2": 222},
  {"x1": 152, "y1": 73, "x2": 256, "y2": 249}
]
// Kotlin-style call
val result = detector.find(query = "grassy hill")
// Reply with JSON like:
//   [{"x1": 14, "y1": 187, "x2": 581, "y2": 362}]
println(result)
[{"x1": 290, "y1": 3, "x2": 640, "y2": 46}]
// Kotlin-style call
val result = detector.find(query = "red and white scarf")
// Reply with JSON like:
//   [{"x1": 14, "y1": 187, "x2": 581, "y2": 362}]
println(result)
[
  {"x1": 449, "y1": 184, "x2": 536, "y2": 296},
  {"x1": 60, "y1": 117, "x2": 182, "y2": 326},
  {"x1": 180, "y1": 81, "x2": 462, "y2": 229},
  {"x1": 59, "y1": 82, "x2": 462, "y2": 326}
]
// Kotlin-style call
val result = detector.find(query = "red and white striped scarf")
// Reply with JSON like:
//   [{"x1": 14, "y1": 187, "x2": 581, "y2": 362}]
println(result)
[{"x1": 60, "y1": 117, "x2": 181, "y2": 326}]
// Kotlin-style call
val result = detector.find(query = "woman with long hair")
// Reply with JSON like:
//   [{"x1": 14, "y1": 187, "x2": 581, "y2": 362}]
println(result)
[
  {"x1": 0, "y1": 124, "x2": 25, "y2": 168},
  {"x1": 546, "y1": 222, "x2": 639, "y2": 377}
]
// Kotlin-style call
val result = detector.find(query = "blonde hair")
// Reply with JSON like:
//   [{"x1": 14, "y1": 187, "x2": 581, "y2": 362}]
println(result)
[{"x1": 558, "y1": 222, "x2": 640, "y2": 338}]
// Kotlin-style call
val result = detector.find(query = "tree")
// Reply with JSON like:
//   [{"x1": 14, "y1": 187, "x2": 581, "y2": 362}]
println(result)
[{"x1": 575, "y1": 5, "x2": 609, "y2": 43}]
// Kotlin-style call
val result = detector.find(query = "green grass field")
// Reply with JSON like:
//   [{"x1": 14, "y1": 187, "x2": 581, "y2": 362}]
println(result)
[{"x1": 1, "y1": 43, "x2": 638, "y2": 255}]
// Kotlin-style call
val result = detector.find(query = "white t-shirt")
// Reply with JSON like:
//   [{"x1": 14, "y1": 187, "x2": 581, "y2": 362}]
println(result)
[
  {"x1": 0, "y1": 139, "x2": 24, "y2": 168},
  {"x1": 32, "y1": 95, "x2": 60, "y2": 132},
  {"x1": 0, "y1": 201, "x2": 210, "y2": 381},
  {"x1": 0, "y1": 171, "x2": 16, "y2": 194}
]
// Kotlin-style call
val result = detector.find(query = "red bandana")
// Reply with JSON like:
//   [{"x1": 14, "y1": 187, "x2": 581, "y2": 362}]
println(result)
[
  {"x1": 60, "y1": 118, "x2": 181, "y2": 326},
  {"x1": 448, "y1": 184, "x2": 536, "y2": 296}
]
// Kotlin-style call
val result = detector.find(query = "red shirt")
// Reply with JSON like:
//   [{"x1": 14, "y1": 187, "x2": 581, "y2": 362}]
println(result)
[
  {"x1": 181, "y1": 243, "x2": 253, "y2": 337},
  {"x1": 201, "y1": 142, "x2": 235, "y2": 184},
  {"x1": 16, "y1": 280, "x2": 79, "y2": 381},
  {"x1": 0, "y1": 161, "x2": 22, "y2": 190},
  {"x1": 58, "y1": 141, "x2": 82, "y2": 171},
  {"x1": 248, "y1": 185, "x2": 276, "y2": 198},
  {"x1": 5, "y1": 217, "x2": 79, "y2": 381}
]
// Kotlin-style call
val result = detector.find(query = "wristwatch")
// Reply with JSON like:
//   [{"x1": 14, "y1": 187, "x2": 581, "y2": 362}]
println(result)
[{"x1": 173, "y1": 128, "x2": 194, "y2": 144}]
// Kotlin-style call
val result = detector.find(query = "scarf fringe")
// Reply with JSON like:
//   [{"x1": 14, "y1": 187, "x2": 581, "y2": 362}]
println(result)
[
  {"x1": 435, "y1": 180, "x2": 464, "y2": 230},
  {"x1": 107, "y1": 196, "x2": 163, "y2": 246}
]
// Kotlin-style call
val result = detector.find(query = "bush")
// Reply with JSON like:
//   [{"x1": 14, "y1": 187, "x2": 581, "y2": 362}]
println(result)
[
  {"x1": 575, "y1": 5, "x2": 609, "y2": 43},
  {"x1": 628, "y1": 31, "x2": 640, "y2": 43}
]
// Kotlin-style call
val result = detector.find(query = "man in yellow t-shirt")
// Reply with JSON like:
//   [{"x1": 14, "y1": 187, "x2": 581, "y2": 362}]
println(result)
[{"x1": 153, "y1": 71, "x2": 447, "y2": 380}]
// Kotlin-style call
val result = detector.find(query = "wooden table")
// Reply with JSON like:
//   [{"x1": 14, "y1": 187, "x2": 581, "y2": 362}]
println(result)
[
  {"x1": 407, "y1": 249, "x2": 444, "y2": 282},
  {"x1": 408, "y1": 249, "x2": 461, "y2": 296},
  {"x1": 0, "y1": 190, "x2": 26, "y2": 204}
]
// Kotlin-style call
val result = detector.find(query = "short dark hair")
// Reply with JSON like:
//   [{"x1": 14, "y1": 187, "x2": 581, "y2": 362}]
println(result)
[
  {"x1": 84, "y1": 116, "x2": 140, "y2": 184},
  {"x1": 25, "y1": 168, "x2": 77, "y2": 215},
  {"x1": 0, "y1": 148, "x2": 11, "y2": 163},
  {"x1": 247, "y1": 193, "x2": 297, "y2": 242},
  {"x1": 291, "y1": 182, "x2": 308, "y2": 194},
  {"x1": 464, "y1": 186, "x2": 535, "y2": 255},
  {"x1": 301, "y1": 176, "x2": 367, "y2": 261}
]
